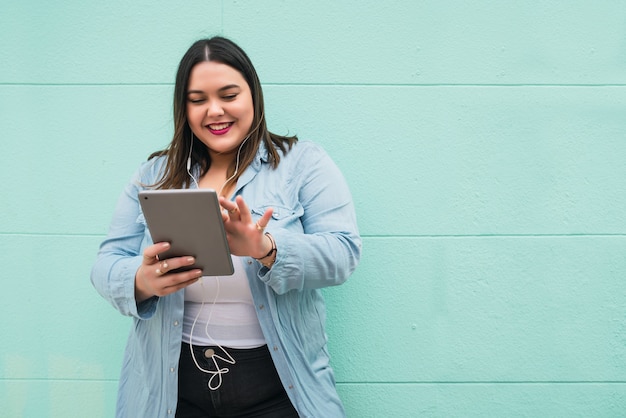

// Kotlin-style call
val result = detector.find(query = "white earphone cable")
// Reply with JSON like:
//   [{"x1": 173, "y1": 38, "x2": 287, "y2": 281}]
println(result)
[
  {"x1": 188, "y1": 276, "x2": 236, "y2": 390},
  {"x1": 186, "y1": 131, "x2": 249, "y2": 390}
]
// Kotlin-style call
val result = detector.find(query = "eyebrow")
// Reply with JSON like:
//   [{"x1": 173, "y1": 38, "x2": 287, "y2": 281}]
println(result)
[{"x1": 187, "y1": 84, "x2": 241, "y2": 95}]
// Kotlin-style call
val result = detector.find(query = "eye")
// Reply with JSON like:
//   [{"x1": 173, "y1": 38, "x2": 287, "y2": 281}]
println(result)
[
  {"x1": 222, "y1": 93, "x2": 237, "y2": 100},
  {"x1": 187, "y1": 97, "x2": 205, "y2": 104}
]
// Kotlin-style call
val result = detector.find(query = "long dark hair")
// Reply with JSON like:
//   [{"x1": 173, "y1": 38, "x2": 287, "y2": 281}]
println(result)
[{"x1": 148, "y1": 36, "x2": 297, "y2": 189}]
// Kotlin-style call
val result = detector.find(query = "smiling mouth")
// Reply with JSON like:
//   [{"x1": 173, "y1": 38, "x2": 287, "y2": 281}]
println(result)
[{"x1": 207, "y1": 122, "x2": 233, "y2": 131}]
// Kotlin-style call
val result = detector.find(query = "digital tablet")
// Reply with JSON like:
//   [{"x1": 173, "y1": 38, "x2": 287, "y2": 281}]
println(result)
[{"x1": 138, "y1": 189, "x2": 234, "y2": 276}]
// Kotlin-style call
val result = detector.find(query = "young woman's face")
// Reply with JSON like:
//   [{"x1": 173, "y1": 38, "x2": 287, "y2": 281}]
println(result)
[{"x1": 186, "y1": 61, "x2": 254, "y2": 157}]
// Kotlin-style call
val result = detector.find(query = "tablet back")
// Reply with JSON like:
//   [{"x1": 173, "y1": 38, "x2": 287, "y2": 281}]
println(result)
[{"x1": 138, "y1": 189, "x2": 234, "y2": 276}]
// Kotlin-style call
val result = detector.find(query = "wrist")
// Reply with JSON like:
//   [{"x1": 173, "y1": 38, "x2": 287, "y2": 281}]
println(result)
[
  {"x1": 135, "y1": 275, "x2": 154, "y2": 303},
  {"x1": 254, "y1": 233, "x2": 276, "y2": 268}
]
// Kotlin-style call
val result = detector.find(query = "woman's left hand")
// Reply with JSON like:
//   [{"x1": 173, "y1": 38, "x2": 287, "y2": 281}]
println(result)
[{"x1": 219, "y1": 195, "x2": 273, "y2": 259}]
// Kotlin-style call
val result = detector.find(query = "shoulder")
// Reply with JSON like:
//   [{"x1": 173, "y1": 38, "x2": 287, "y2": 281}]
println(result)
[
  {"x1": 271, "y1": 140, "x2": 343, "y2": 184},
  {"x1": 280, "y1": 140, "x2": 329, "y2": 165},
  {"x1": 132, "y1": 155, "x2": 167, "y2": 186}
]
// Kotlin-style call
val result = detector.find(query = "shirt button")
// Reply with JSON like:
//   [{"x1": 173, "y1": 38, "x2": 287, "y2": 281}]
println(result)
[
  {"x1": 259, "y1": 304, "x2": 264, "y2": 310},
  {"x1": 170, "y1": 367, "x2": 175, "y2": 373},
  {"x1": 273, "y1": 346, "x2": 279, "y2": 351},
  {"x1": 167, "y1": 409, "x2": 172, "y2": 414},
  {"x1": 173, "y1": 321, "x2": 179, "y2": 326},
  {"x1": 247, "y1": 260, "x2": 253, "y2": 265},
  {"x1": 288, "y1": 384, "x2": 294, "y2": 390}
]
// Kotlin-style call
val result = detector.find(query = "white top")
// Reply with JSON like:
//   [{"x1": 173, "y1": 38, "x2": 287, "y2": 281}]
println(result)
[{"x1": 182, "y1": 256, "x2": 265, "y2": 348}]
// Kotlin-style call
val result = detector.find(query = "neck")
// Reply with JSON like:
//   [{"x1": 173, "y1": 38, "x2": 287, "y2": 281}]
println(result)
[
  {"x1": 199, "y1": 165, "x2": 236, "y2": 197},
  {"x1": 208, "y1": 147, "x2": 237, "y2": 166}
]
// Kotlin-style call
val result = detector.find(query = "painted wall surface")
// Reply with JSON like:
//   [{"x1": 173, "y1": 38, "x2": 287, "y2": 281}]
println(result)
[{"x1": 2, "y1": 1, "x2": 625, "y2": 417}]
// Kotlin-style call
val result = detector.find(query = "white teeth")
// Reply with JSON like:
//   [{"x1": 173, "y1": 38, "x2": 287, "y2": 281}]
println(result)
[{"x1": 209, "y1": 123, "x2": 230, "y2": 130}]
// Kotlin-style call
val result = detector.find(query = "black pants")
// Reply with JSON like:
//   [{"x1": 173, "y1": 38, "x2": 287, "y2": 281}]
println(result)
[{"x1": 176, "y1": 342, "x2": 299, "y2": 418}]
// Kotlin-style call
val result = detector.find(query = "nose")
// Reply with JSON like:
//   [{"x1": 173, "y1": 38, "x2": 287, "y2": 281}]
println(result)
[{"x1": 206, "y1": 100, "x2": 224, "y2": 117}]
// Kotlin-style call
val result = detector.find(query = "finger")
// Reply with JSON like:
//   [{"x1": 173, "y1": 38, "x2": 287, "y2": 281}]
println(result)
[
  {"x1": 234, "y1": 195, "x2": 253, "y2": 223},
  {"x1": 253, "y1": 208, "x2": 273, "y2": 235},
  {"x1": 161, "y1": 270, "x2": 203, "y2": 294},
  {"x1": 160, "y1": 256, "x2": 198, "y2": 275},
  {"x1": 155, "y1": 260, "x2": 169, "y2": 275},
  {"x1": 256, "y1": 207, "x2": 274, "y2": 230},
  {"x1": 143, "y1": 242, "x2": 171, "y2": 264},
  {"x1": 219, "y1": 197, "x2": 239, "y2": 215}
]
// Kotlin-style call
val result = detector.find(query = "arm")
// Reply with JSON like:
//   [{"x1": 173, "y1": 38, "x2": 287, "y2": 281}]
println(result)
[
  {"x1": 90, "y1": 162, "x2": 201, "y2": 318},
  {"x1": 261, "y1": 145, "x2": 362, "y2": 294},
  {"x1": 90, "y1": 166, "x2": 153, "y2": 318}
]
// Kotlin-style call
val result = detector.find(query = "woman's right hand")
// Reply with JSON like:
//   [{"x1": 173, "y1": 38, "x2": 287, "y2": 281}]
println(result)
[{"x1": 135, "y1": 242, "x2": 203, "y2": 303}]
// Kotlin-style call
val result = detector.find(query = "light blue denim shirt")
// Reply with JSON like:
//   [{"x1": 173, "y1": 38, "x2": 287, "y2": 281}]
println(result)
[{"x1": 91, "y1": 141, "x2": 361, "y2": 417}]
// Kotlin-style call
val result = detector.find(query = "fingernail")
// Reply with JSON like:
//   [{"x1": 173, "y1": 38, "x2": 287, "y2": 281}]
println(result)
[{"x1": 187, "y1": 257, "x2": 195, "y2": 263}]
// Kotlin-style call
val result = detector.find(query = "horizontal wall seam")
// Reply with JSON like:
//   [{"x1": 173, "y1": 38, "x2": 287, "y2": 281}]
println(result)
[
  {"x1": 0, "y1": 378, "x2": 119, "y2": 382},
  {"x1": 3, "y1": 82, "x2": 626, "y2": 88}
]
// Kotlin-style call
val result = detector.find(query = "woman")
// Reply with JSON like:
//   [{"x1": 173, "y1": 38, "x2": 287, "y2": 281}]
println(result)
[{"x1": 91, "y1": 36, "x2": 361, "y2": 417}]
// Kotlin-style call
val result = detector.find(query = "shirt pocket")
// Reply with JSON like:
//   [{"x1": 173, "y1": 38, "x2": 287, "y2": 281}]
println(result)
[{"x1": 251, "y1": 204, "x2": 302, "y2": 232}]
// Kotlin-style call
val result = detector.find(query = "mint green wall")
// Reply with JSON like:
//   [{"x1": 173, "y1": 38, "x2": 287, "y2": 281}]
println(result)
[{"x1": 2, "y1": 1, "x2": 625, "y2": 417}]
